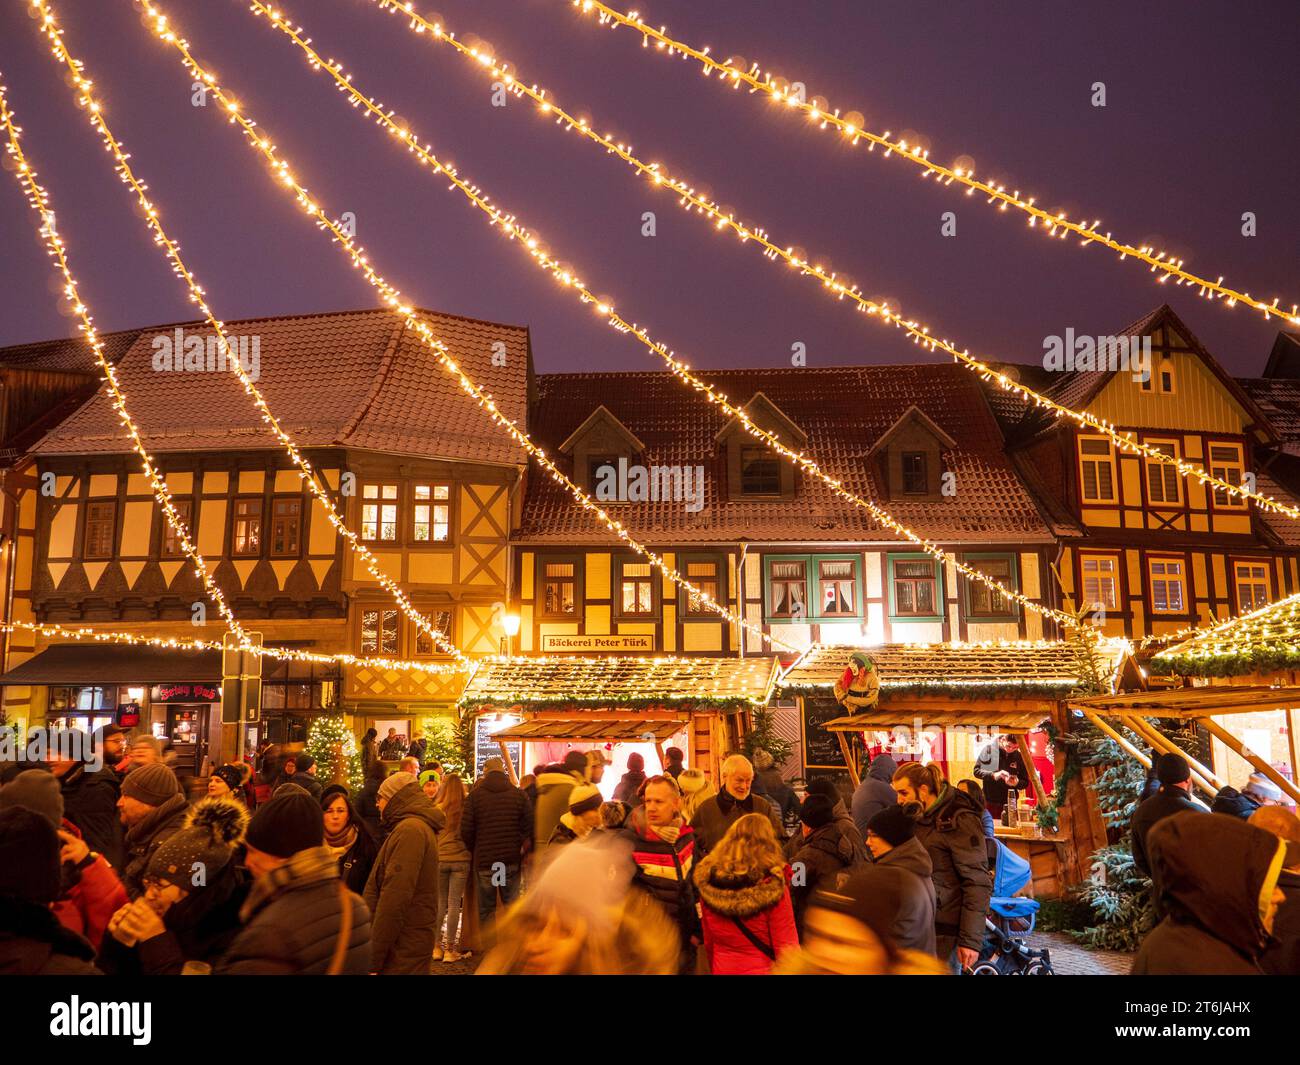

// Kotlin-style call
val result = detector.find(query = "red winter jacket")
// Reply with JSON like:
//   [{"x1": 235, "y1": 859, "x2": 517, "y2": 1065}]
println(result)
[
  {"x1": 51, "y1": 818, "x2": 129, "y2": 952},
  {"x1": 694, "y1": 855, "x2": 798, "y2": 975}
]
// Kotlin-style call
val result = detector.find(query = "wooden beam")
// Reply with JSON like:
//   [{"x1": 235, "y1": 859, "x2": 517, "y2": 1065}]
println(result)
[
  {"x1": 1014, "y1": 733, "x2": 1047, "y2": 809},
  {"x1": 1196, "y1": 715, "x2": 1300, "y2": 806},
  {"x1": 837, "y1": 731, "x2": 861, "y2": 788},
  {"x1": 496, "y1": 739, "x2": 519, "y2": 786},
  {"x1": 1288, "y1": 709, "x2": 1299, "y2": 800},
  {"x1": 1083, "y1": 712, "x2": 1152, "y2": 772},
  {"x1": 653, "y1": 741, "x2": 666, "y2": 774},
  {"x1": 1124, "y1": 715, "x2": 1225, "y2": 795}
]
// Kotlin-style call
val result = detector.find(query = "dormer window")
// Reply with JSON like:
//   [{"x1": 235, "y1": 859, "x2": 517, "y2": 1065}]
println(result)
[
  {"x1": 717, "y1": 393, "x2": 806, "y2": 502},
  {"x1": 901, "y1": 451, "x2": 928, "y2": 494},
  {"x1": 866, "y1": 405, "x2": 956, "y2": 504},
  {"x1": 558, "y1": 406, "x2": 647, "y2": 495},
  {"x1": 740, "y1": 448, "x2": 782, "y2": 496}
]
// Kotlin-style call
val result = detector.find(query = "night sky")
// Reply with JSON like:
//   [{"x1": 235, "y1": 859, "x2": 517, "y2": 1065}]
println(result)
[{"x1": 1, "y1": 0, "x2": 1296, "y2": 378}]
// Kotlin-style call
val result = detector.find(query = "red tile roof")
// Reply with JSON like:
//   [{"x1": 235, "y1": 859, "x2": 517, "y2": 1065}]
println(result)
[
  {"x1": 0, "y1": 326, "x2": 145, "y2": 374},
  {"x1": 30, "y1": 308, "x2": 531, "y2": 466},
  {"x1": 518, "y1": 363, "x2": 1054, "y2": 543}
]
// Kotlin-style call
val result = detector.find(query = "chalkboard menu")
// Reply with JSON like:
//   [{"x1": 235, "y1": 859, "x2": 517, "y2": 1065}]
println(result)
[
  {"x1": 802, "y1": 697, "x2": 847, "y2": 769},
  {"x1": 475, "y1": 714, "x2": 522, "y2": 779}
]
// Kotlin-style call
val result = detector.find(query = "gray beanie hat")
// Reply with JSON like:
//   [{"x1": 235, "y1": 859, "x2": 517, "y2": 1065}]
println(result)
[
  {"x1": 378, "y1": 771, "x2": 417, "y2": 803},
  {"x1": 0, "y1": 769, "x2": 64, "y2": 828}
]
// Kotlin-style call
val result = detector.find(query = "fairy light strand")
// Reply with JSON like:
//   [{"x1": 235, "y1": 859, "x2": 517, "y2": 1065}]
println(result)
[
  {"x1": 571, "y1": 0, "x2": 1299, "y2": 328},
  {"x1": 244, "y1": 0, "x2": 1079, "y2": 632},
  {"x1": 133, "y1": 0, "x2": 803, "y2": 655},
  {"x1": 366, "y1": 0, "x2": 1300, "y2": 522},
  {"x1": 27, "y1": 0, "x2": 470, "y2": 668}
]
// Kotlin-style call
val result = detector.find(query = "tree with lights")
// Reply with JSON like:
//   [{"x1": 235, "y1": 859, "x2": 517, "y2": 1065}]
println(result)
[{"x1": 305, "y1": 713, "x2": 363, "y2": 793}]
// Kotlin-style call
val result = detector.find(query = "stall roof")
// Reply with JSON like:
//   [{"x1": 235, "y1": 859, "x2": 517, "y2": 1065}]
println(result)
[
  {"x1": 821, "y1": 709, "x2": 1051, "y2": 734},
  {"x1": 459, "y1": 655, "x2": 779, "y2": 710},
  {"x1": 1152, "y1": 592, "x2": 1300, "y2": 677},
  {"x1": 0, "y1": 643, "x2": 221, "y2": 685},
  {"x1": 489, "y1": 719, "x2": 686, "y2": 744},
  {"x1": 777, "y1": 640, "x2": 1131, "y2": 699}
]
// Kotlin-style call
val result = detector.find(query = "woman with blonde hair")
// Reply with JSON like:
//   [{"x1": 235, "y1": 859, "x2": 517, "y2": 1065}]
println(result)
[
  {"x1": 693, "y1": 812, "x2": 798, "y2": 974},
  {"x1": 678, "y1": 767, "x2": 716, "y2": 824},
  {"x1": 433, "y1": 773, "x2": 472, "y2": 963}
]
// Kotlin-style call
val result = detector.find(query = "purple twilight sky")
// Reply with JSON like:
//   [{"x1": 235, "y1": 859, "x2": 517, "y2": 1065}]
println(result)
[{"x1": 1, "y1": 0, "x2": 1297, "y2": 377}]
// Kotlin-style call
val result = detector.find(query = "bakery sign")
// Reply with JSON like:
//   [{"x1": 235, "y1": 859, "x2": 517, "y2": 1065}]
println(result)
[
  {"x1": 150, "y1": 683, "x2": 221, "y2": 703},
  {"x1": 540, "y1": 634, "x2": 656, "y2": 653}
]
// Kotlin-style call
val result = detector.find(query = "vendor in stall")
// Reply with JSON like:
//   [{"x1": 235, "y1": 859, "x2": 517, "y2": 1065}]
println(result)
[{"x1": 974, "y1": 733, "x2": 1030, "y2": 821}]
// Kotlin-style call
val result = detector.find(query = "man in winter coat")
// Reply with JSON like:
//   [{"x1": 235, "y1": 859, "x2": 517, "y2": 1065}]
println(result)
[
  {"x1": 864, "y1": 805, "x2": 937, "y2": 955},
  {"x1": 894, "y1": 769, "x2": 992, "y2": 970},
  {"x1": 462, "y1": 758, "x2": 532, "y2": 926},
  {"x1": 1249, "y1": 806, "x2": 1300, "y2": 976},
  {"x1": 973, "y1": 734, "x2": 1030, "y2": 819},
  {"x1": 752, "y1": 749, "x2": 799, "y2": 826},
  {"x1": 851, "y1": 753, "x2": 897, "y2": 838},
  {"x1": 1130, "y1": 753, "x2": 1199, "y2": 877},
  {"x1": 52, "y1": 724, "x2": 127, "y2": 871},
  {"x1": 364, "y1": 772, "x2": 445, "y2": 975},
  {"x1": 618, "y1": 775, "x2": 700, "y2": 971},
  {"x1": 117, "y1": 763, "x2": 189, "y2": 899},
  {"x1": 533, "y1": 751, "x2": 587, "y2": 850},
  {"x1": 0, "y1": 807, "x2": 101, "y2": 975},
  {"x1": 612, "y1": 752, "x2": 648, "y2": 808},
  {"x1": 788, "y1": 794, "x2": 860, "y2": 929},
  {"x1": 547, "y1": 784, "x2": 603, "y2": 848},
  {"x1": 803, "y1": 777, "x2": 867, "y2": 865},
  {"x1": 691, "y1": 754, "x2": 784, "y2": 853},
  {"x1": 1133, "y1": 812, "x2": 1293, "y2": 974},
  {"x1": 213, "y1": 787, "x2": 370, "y2": 974},
  {"x1": 285, "y1": 754, "x2": 323, "y2": 801},
  {"x1": 0, "y1": 768, "x2": 127, "y2": 953}
]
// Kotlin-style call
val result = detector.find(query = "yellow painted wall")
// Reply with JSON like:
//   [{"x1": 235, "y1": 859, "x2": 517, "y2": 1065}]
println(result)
[
  {"x1": 1090, "y1": 349, "x2": 1249, "y2": 433},
  {"x1": 682, "y1": 624, "x2": 723, "y2": 653},
  {"x1": 88, "y1": 474, "x2": 116, "y2": 496},
  {"x1": 238, "y1": 470, "x2": 264, "y2": 494},
  {"x1": 48, "y1": 504, "x2": 77, "y2": 558},
  {"x1": 585, "y1": 604, "x2": 611, "y2": 635},
  {"x1": 409, "y1": 553, "x2": 454, "y2": 584},
  {"x1": 198, "y1": 499, "x2": 226, "y2": 557},
  {"x1": 121, "y1": 502, "x2": 153, "y2": 557},
  {"x1": 586, "y1": 554, "x2": 610, "y2": 600}
]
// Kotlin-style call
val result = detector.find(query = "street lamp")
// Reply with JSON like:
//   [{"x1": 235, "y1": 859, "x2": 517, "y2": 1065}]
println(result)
[{"x1": 500, "y1": 613, "x2": 520, "y2": 657}]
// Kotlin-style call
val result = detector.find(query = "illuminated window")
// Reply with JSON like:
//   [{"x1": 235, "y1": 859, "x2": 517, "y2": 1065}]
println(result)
[
  {"x1": 160, "y1": 498, "x2": 191, "y2": 558},
  {"x1": 819, "y1": 559, "x2": 857, "y2": 616},
  {"x1": 270, "y1": 497, "x2": 301, "y2": 557},
  {"x1": 1234, "y1": 562, "x2": 1270, "y2": 613},
  {"x1": 1145, "y1": 441, "x2": 1182, "y2": 506},
  {"x1": 414, "y1": 610, "x2": 453, "y2": 656},
  {"x1": 540, "y1": 559, "x2": 579, "y2": 617},
  {"x1": 1081, "y1": 554, "x2": 1119, "y2": 610},
  {"x1": 768, "y1": 560, "x2": 808, "y2": 619},
  {"x1": 361, "y1": 483, "x2": 399, "y2": 542},
  {"x1": 1149, "y1": 559, "x2": 1186, "y2": 614},
  {"x1": 966, "y1": 555, "x2": 1017, "y2": 617},
  {"x1": 361, "y1": 608, "x2": 399, "y2": 655},
  {"x1": 617, "y1": 560, "x2": 655, "y2": 616},
  {"x1": 1078, "y1": 436, "x2": 1116, "y2": 503},
  {"x1": 231, "y1": 498, "x2": 262, "y2": 557},
  {"x1": 1209, "y1": 443, "x2": 1247, "y2": 509},
  {"x1": 413, "y1": 484, "x2": 450, "y2": 542},
  {"x1": 84, "y1": 501, "x2": 116, "y2": 560},
  {"x1": 891, "y1": 557, "x2": 940, "y2": 618},
  {"x1": 681, "y1": 558, "x2": 722, "y2": 618}
]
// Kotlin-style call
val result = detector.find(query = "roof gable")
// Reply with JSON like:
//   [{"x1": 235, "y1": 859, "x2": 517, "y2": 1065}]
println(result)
[
  {"x1": 714, "y1": 390, "x2": 808, "y2": 448},
  {"x1": 558, "y1": 403, "x2": 646, "y2": 455},
  {"x1": 865, "y1": 404, "x2": 958, "y2": 460}
]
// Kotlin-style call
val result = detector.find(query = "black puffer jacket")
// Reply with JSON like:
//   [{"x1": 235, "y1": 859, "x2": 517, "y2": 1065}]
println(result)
[
  {"x1": 1133, "y1": 812, "x2": 1286, "y2": 975},
  {"x1": 1210, "y1": 786, "x2": 1260, "y2": 820},
  {"x1": 788, "y1": 822, "x2": 858, "y2": 928},
  {"x1": 1129, "y1": 785, "x2": 1199, "y2": 876},
  {"x1": 910, "y1": 785, "x2": 992, "y2": 953},
  {"x1": 461, "y1": 770, "x2": 532, "y2": 869},
  {"x1": 866, "y1": 838, "x2": 937, "y2": 955},
  {"x1": 60, "y1": 763, "x2": 125, "y2": 872},
  {"x1": 364, "y1": 784, "x2": 444, "y2": 975},
  {"x1": 215, "y1": 846, "x2": 371, "y2": 975}
]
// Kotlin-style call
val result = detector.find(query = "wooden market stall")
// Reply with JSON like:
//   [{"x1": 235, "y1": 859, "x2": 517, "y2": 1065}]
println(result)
[
  {"x1": 457, "y1": 655, "x2": 780, "y2": 785},
  {"x1": 778, "y1": 640, "x2": 1137, "y2": 896}
]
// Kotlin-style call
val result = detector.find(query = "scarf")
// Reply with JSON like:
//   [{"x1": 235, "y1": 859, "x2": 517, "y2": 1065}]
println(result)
[
  {"x1": 324, "y1": 821, "x2": 358, "y2": 853},
  {"x1": 239, "y1": 846, "x2": 339, "y2": 923},
  {"x1": 716, "y1": 788, "x2": 751, "y2": 816},
  {"x1": 651, "y1": 818, "x2": 684, "y2": 845},
  {"x1": 125, "y1": 791, "x2": 188, "y2": 849}
]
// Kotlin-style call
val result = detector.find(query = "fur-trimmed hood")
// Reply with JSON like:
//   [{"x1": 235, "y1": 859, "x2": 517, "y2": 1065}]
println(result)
[{"x1": 693, "y1": 851, "x2": 786, "y2": 918}]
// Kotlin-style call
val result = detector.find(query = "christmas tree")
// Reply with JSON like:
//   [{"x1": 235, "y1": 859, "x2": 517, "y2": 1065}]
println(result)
[
  {"x1": 305, "y1": 712, "x2": 363, "y2": 793},
  {"x1": 741, "y1": 705, "x2": 793, "y2": 769}
]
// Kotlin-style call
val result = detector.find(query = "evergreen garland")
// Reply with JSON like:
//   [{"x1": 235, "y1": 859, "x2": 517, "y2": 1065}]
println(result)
[{"x1": 305, "y1": 712, "x2": 363, "y2": 793}]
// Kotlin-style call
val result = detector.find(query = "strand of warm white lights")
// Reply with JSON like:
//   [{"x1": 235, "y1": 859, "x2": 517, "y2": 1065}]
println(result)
[
  {"x1": 0, "y1": 78, "x2": 252, "y2": 650},
  {"x1": 27, "y1": 0, "x2": 468, "y2": 667},
  {"x1": 1143, "y1": 591, "x2": 1300, "y2": 653},
  {"x1": 132, "y1": 0, "x2": 802, "y2": 656},
  {"x1": 0, "y1": 620, "x2": 474, "y2": 675},
  {"x1": 0, "y1": 78, "x2": 474, "y2": 680},
  {"x1": 368, "y1": 0, "x2": 1300, "y2": 521},
  {"x1": 245, "y1": 1, "x2": 1079, "y2": 633},
  {"x1": 571, "y1": 0, "x2": 1299, "y2": 328}
]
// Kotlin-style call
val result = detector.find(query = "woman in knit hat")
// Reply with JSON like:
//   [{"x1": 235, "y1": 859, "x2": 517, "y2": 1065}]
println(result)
[
  {"x1": 320, "y1": 784, "x2": 378, "y2": 896},
  {"x1": 547, "y1": 784, "x2": 604, "y2": 849},
  {"x1": 677, "y1": 767, "x2": 717, "y2": 824},
  {"x1": 101, "y1": 795, "x2": 250, "y2": 976},
  {"x1": 207, "y1": 764, "x2": 246, "y2": 802}
]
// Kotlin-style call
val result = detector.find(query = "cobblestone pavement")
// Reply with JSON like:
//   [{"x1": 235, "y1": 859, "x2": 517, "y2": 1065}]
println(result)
[{"x1": 1028, "y1": 931, "x2": 1134, "y2": 975}]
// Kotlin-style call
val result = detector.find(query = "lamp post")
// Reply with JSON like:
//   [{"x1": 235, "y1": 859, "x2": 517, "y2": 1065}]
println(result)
[{"x1": 500, "y1": 613, "x2": 520, "y2": 658}]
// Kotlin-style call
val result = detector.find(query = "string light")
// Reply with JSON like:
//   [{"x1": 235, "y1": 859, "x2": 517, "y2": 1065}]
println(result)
[
  {"x1": 0, "y1": 620, "x2": 474, "y2": 675},
  {"x1": 569, "y1": 0, "x2": 1299, "y2": 328},
  {"x1": 367, "y1": 0, "x2": 1300, "y2": 522},
  {"x1": 132, "y1": 0, "x2": 803, "y2": 656},
  {"x1": 26, "y1": 0, "x2": 470, "y2": 668},
  {"x1": 244, "y1": 0, "x2": 1079, "y2": 633},
  {"x1": 0, "y1": 75, "x2": 253, "y2": 650}
]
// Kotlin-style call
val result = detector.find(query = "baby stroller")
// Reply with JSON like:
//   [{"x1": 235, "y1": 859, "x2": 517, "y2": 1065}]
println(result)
[{"x1": 969, "y1": 839, "x2": 1055, "y2": 975}]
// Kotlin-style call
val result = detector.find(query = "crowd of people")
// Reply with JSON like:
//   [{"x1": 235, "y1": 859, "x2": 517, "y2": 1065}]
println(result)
[{"x1": 0, "y1": 724, "x2": 1296, "y2": 976}]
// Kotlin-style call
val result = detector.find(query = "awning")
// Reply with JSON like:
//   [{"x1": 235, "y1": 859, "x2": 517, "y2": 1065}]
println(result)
[
  {"x1": 821, "y1": 709, "x2": 1049, "y2": 734},
  {"x1": 488, "y1": 719, "x2": 687, "y2": 744},
  {"x1": 0, "y1": 643, "x2": 221, "y2": 686}
]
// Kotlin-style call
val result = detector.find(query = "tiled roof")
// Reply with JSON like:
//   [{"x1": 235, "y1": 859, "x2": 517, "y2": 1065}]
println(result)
[
  {"x1": 1153, "y1": 592, "x2": 1300, "y2": 677},
  {"x1": 0, "y1": 327, "x2": 145, "y2": 374},
  {"x1": 777, "y1": 640, "x2": 1129, "y2": 697},
  {"x1": 1239, "y1": 376, "x2": 1300, "y2": 453},
  {"x1": 1255, "y1": 469, "x2": 1300, "y2": 547},
  {"x1": 31, "y1": 308, "x2": 531, "y2": 466},
  {"x1": 460, "y1": 655, "x2": 779, "y2": 708},
  {"x1": 518, "y1": 363, "x2": 1053, "y2": 543}
]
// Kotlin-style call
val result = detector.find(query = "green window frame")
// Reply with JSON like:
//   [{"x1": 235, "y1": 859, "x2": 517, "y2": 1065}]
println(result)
[
  {"x1": 763, "y1": 554, "x2": 863, "y2": 624},
  {"x1": 962, "y1": 553, "x2": 1020, "y2": 621},
  {"x1": 888, "y1": 553, "x2": 945, "y2": 622}
]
